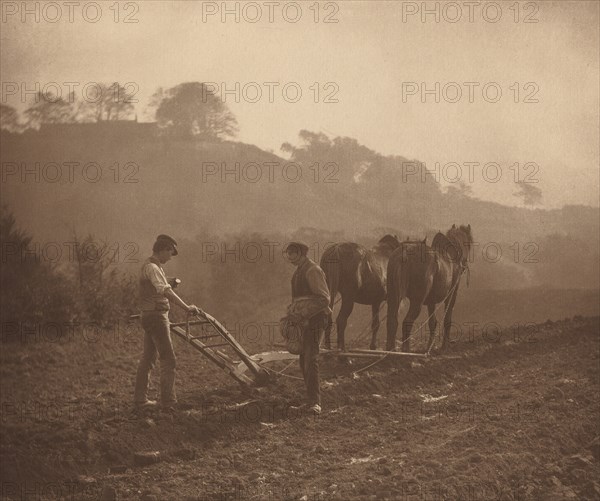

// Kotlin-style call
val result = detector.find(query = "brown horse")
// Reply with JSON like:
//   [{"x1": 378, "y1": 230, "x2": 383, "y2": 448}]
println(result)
[
  {"x1": 386, "y1": 224, "x2": 473, "y2": 353},
  {"x1": 320, "y1": 234, "x2": 401, "y2": 351}
]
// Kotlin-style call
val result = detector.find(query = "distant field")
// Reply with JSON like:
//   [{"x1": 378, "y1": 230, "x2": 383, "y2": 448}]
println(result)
[
  {"x1": 325, "y1": 288, "x2": 600, "y2": 352},
  {"x1": 453, "y1": 288, "x2": 600, "y2": 326}
]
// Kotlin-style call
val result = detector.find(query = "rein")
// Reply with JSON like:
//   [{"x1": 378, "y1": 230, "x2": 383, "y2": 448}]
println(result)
[{"x1": 352, "y1": 264, "x2": 467, "y2": 374}]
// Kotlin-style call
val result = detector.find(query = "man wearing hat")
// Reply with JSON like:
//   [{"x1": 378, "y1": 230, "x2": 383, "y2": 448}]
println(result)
[
  {"x1": 134, "y1": 234, "x2": 203, "y2": 411},
  {"x1": 284, "y1": 241, "x2": 331, "y2": 415}
]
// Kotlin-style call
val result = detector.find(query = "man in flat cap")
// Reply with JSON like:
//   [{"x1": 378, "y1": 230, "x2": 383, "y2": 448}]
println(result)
[
  {"x1": 134, "y1": 234, "x2": 204, "y2": 412},
  {"x1": 284, "y1": 241, "x2": 331, "y2": 415}
]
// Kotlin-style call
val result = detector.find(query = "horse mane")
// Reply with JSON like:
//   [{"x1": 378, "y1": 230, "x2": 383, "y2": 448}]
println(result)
[
  {"x1": 377, "y1": 234, "x2": 401, "y2": 250},
  {"x1": 432, "y1": 232, "x2": 453, "y2": 252},
  {"x1": 437, "y1": 224, "x2": 474, "y2": 264},
  {"x1": 446, "y1": 224, "x2": 473, "y2": 243}
]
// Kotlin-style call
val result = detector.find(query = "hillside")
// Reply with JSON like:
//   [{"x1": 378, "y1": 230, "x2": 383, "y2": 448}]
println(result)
[
  {"x1": 1, "y1": 129, "x2": 598, "y2": 290},
  {"x1": 1, "y1": 131, "x2": 388, "y2": 243}
]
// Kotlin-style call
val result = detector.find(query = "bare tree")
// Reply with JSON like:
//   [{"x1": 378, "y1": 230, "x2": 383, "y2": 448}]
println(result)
[
  {"x1": 23, "y1": 92, "x2": 77, "y2": 129},
  {"x1": 78, "y1": 82, "x2": 136, "y2": 122}
]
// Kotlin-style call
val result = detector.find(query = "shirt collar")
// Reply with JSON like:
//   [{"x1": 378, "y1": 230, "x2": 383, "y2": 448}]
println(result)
[{"x1": 149, "y1": 256, "x2": 162, "y2": 267}]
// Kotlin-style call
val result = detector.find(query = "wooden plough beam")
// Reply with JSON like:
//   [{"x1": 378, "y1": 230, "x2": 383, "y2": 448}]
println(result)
[
  {"x1": 236, "y1": 347, "x2": 428, "y2": 377},
  {"x1": 344, "y1": 349, "x2": 429, "y2": 358}
]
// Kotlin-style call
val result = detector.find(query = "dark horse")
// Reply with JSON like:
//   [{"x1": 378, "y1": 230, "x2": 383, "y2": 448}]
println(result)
[
  {"x1": 320, "y1": 234, "x2": 401, "y2": 351},
  {"x1": 386, "y1": 224, "x2": 473, "y2": 353}
]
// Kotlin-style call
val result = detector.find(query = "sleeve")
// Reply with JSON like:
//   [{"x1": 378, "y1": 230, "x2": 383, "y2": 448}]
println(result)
[
  {"x1": 306, "y1": 266, "x2": 331, "y2": 307},
  {"x1": 144, "y1": 263, "x2": 172, "y2": 295}
]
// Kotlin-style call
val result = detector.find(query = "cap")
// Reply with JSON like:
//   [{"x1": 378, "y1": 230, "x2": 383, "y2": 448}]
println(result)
[
  {"x1": 284, "y1": 241, "x2": 309, "y2": 257},
  {"x1": 155, "y1": 234, "x2": 178, "y2": 256}
]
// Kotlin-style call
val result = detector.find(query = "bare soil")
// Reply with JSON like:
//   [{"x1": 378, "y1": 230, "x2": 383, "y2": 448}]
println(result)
[{"x1": 1, "y1": 317, "x2": 599, "y2": 500}]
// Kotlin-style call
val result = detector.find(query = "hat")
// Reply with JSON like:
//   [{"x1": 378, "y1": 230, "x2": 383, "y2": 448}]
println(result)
[
  {"x1": 155, "y1": 234, "x2": 178, "y2": 256},
  {"x1": 285, "y1": 241, "x2": 309, "y2": 256}
]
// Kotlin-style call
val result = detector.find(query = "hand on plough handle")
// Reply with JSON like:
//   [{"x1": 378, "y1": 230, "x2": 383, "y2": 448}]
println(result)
[{"x1": 186, "y1": 304, "x2": 206, "y2": 317}]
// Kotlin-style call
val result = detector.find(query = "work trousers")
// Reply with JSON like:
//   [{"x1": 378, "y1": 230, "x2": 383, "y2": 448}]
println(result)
[
  {"x1": 298, "y1": 313, "x2": 326, "y2": 406},
  {"x1": 134, "y1": 311, "x2": 177, "y2": 406}
]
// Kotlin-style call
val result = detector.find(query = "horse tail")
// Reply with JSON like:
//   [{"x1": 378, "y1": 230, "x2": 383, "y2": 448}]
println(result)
[
  {"x1": 398, "y1": 262, "x2": 408, "y2": 302},
  {"x1": 320, "y1": 244, "x2": 341, "y2": 310}
]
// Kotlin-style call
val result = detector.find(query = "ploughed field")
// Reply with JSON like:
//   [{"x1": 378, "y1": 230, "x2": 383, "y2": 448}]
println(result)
[{"x1": 1, "y1": 314, "x2": 599, "y2": 500}]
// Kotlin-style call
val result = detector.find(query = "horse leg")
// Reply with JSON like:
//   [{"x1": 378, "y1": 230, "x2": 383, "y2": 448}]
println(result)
[
  {"x1": 441, "y1": 288, "x2": 459, "y2": 350},
  {"x1": 385, "y1": 295, "x2": 400, "y2": 352},
  {"x1": 369, "y1": 301, "x2": 382, "y2": 350},
  {"x1": 402, "y1": 301, "x2": 422, "y2": 353},
  {"x1": 323, "y1": 313, "x2": 333, "y2": 350},
  {"x1": 425, "y1": 303, "x2": 438, "y2": 354},
  {"x1": 336, "y1": 297, "x2": 354, "y2": 352}
]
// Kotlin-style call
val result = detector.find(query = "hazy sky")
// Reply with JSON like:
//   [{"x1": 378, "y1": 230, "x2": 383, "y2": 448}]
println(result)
[{"x1": 2, "y1": 0, "x2": 598, "y2": 208}]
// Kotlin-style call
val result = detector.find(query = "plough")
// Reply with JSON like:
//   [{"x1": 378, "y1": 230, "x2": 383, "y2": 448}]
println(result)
[
  {"x1": 130, "y1": 311, "x2": 429, "y2": 387},
  {"x1": 130, "y1": 312, "x2": 271, "y2": 386}
]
